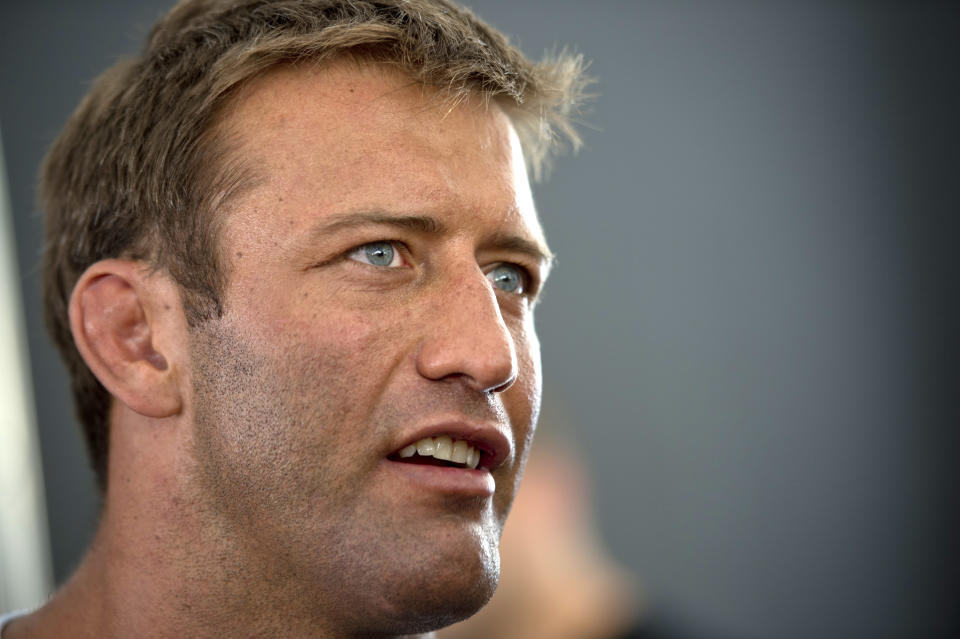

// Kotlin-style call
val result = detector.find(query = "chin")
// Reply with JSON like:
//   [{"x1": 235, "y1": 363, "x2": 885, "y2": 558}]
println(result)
[
  {"x1": 377, "y1": 576, "x2": 499, "y2": 635},
  {"x1": 364, "y1": 535, "x2": 501, "y2": 635}
]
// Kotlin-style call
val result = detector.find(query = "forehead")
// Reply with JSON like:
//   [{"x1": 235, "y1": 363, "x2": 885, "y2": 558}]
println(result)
[
  {"x1": 225, "y1": 60, "x2": 509, "y2": 159},
  {"x1": 215, "y1": 60, "x2": 544, "y2": 249}
]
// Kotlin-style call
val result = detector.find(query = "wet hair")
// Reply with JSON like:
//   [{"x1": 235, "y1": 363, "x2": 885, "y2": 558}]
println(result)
[{"x1": 40, "y1": 0, "x2": 588, "y2": 492}]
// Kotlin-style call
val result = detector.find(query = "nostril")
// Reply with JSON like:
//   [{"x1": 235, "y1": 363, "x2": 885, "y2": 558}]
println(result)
[{"x1": 484, "y1": 372, "x2": 517, "y2": 394}]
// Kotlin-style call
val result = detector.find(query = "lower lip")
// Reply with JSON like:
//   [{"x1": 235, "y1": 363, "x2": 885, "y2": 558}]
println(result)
[{"x1": 382, "y1": 459, "x2": 496, "y2": 497}]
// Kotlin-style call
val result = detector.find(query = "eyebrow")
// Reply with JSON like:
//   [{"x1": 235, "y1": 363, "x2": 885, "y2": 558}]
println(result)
[
  {"x1": 481, "y1": 231, "x2": 556, "y2": 266},
  {"x1": 309, "y1": 211, "x2": 555, "y2": 265},
  {"x1": 316, "y1": 211, "x2": 445, "y2": 235}
]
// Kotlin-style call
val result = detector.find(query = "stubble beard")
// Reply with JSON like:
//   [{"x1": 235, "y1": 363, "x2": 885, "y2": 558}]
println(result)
[{"x1": 181, "y1": 316, "x2": 505, "y2": 636}]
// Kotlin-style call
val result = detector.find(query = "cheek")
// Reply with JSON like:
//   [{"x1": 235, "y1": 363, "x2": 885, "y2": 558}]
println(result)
[
  {"x1": 265, "y1": 315, "x2": 414, "y2": 433},
  {"x1": 294, "y1": 309, "x2": 416, "y2": 395},
  {"x1": 193, "y1": 299, "x2": 409, "y2": 434},
  {"x1": 512, "y1": 316, "x2": 543, "y2": 431},
  {"x1": 186, "y1": 311, "x2": 411, "y2": 530},
  {"x1": 250, "y1": 286, "x2": 415, "y2": 372},
  {"x1": 495, "y1": 319, "x2": 542, "y2": 511}
]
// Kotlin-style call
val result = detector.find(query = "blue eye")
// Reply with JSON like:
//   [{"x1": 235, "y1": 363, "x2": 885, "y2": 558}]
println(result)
[
  {"x1": 349, "y1": 241, "x2": 403, "y2": 267},
  {"x1": 364, "y1": 242, "x2": 394, "y2": 266},
  {"x1": 488, "y1": 264, "x2": 525, "y2": 294}
]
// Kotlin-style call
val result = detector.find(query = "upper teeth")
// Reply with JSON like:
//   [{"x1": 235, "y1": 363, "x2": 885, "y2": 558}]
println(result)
[{"x1": 398, "y1": 435, "x2": 481, "y2": 469}]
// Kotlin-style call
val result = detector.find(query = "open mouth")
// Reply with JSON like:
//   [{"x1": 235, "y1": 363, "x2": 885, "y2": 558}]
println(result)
[{"x1": 388, "y1": 435, "x2": 483, "y2": 470}]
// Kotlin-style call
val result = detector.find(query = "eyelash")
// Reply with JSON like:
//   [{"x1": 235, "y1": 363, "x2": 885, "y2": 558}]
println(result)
[{"x1": 344, "y1": 240, "x2": 537, "y2": 297}]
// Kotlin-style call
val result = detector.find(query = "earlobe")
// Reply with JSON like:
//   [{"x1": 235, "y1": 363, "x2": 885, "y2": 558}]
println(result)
[{"x1": 69, "y1": 260, "x2": 184, "y2": 419}]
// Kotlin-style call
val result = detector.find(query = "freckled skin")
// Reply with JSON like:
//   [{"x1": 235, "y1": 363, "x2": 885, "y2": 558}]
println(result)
[{"x1": 181, "y1": 61, "x2": 547, "y2": 636}]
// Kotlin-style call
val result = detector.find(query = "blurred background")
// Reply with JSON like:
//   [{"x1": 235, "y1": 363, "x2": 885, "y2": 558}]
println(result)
[{"x1": 1, "y1": 1, "x2": 957, "y2": 637}]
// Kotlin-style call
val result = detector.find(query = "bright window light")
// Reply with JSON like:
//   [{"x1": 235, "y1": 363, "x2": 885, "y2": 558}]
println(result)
[{"x1": 0, "y1": 124, "x2": 53, "y2": 613}]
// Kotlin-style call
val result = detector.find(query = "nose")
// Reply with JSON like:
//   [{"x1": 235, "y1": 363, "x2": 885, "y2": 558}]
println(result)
[{"x1": 416, "y1": 267, "x2": 518, "y2": 394}]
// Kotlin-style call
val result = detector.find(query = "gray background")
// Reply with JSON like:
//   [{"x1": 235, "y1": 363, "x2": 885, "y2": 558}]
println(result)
[{"x1": 1, "y1": 1, "x2": 957, "y2": 637}]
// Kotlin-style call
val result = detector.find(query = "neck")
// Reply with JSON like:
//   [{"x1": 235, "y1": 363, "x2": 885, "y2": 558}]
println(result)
[
  {"x1": 5, "y1": 411, "x2": 437, "y2": 639},
  {"x1": 7, "y1": 487, "x2": 437, "y2": 639}
]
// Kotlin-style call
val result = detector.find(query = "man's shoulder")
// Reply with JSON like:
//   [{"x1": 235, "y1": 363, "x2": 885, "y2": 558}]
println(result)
[{"x1": 0, "y1": 609, "x2": 28, "y2": 636}]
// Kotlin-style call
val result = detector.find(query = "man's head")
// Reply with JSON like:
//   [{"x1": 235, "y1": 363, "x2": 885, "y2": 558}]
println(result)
[
  {"x1": 39, "y1": 0, "x2": 585, "y2": 634},
  {"x1": 41, "y1": 0, "x2": 586, "y2": 493}
]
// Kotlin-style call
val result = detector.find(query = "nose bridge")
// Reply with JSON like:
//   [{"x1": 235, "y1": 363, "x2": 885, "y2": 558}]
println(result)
[{"x1": 416, "y1": 263, "x2": 518, "y2": 393}]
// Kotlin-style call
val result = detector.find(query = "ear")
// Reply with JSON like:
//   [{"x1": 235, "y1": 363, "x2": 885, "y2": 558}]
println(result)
[{"x1": 69, "y1": 259, "x2": 186, "y2": 418}]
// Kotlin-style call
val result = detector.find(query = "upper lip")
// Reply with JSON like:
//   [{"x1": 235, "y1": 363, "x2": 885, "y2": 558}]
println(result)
[{"x1": 388, "y1": 418, "x2": 513, "y2": 471}]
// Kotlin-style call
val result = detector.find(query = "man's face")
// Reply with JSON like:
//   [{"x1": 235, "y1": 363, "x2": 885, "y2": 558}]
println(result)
[{"x1": 184, "y1": 62, "x2": 549, "y2": 633}]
